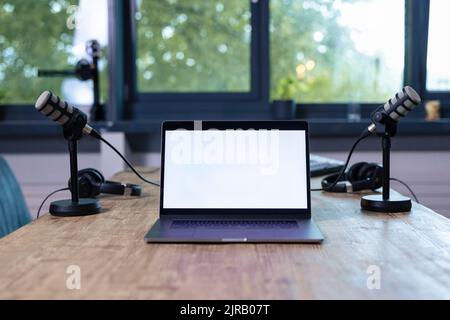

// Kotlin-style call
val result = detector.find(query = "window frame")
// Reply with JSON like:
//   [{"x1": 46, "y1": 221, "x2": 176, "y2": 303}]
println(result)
[
  {"x1": 119, "y1": 0, "x2": 420, "y2": 121},
  {"x1": 417, "y1": 0, "x2": 450, "y2": 105},
  {"x1": 118, "y1": 0, "x2": 270, "y2": 119},
  {"x1": 404, "y1": 0, "x2": 450, "y2": 121},
  {"x1": 0, "y1": 0, "x2": 449, "y2": 128}
]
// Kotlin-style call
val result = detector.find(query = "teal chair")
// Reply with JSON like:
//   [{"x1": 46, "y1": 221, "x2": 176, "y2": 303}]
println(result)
[{"x1": 0, "y1": 155, "x2": 31, "y2": 238}]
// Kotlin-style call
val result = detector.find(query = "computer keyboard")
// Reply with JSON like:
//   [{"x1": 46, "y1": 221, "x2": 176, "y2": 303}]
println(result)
[
  {"x1": 171, "y1": 220, "x2": 298, "y2": 229},
  {"x1": 310, "y1": 154, "x2": 344, "y2": 177}
]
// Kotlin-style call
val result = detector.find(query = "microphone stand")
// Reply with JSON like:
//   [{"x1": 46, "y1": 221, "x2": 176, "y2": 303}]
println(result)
[
  {"x1": 49, "y1": 114, "x2": 102, "y2": 217},
  {"x1": 87, "y1": 40, "x2": 104, "y2": 121},
  {"x1": 360, "y1": 120, "x2": 412, "y2": 213}
]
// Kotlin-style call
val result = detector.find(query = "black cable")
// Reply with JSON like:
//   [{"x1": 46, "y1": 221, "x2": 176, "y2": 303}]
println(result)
[
  {"x1": 98, "y1": 135, "x2": 161, "y2": 187},
  {"x1": 36, "y1": 187, "x2": 70, "y2": 219},
  {"x1": 390, "y1": 178, "x2": 420, "y2": 203},
  {"x1": 311, "y1": 129, "x2": 372, "y2": 192}
]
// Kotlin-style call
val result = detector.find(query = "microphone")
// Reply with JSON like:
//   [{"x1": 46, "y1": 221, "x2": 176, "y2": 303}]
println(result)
[
  {"x1": 35, "y1": 91, "x2": 100, "y2": 139},
  {"x1": 368, "y1": 86, "x2": 422, "y2": 133}
]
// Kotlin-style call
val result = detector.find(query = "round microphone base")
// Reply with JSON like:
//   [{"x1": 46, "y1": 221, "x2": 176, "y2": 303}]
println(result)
[
  {"x1": 49, "y1": 198, "x2": 102, "y2": 217},
  {"x1": 361, "y1": 194, "x2": 412, "y2": 213}
]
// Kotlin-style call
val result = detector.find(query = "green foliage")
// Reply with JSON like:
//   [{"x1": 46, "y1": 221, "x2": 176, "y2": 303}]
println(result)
[
  {"x1": 0, "y1": 0, "x2": 108, "y2": 104},
  {"x1": 0, "y1": 88, "x2": 5, "y2": 103},
  {"x1": 270, "y1": 0, "x2": 397, "y2": 103},
  {"x1": 274, "y1": 74, "x2": 300, "y2": 101},
  {"x1": 136, "y1": 0, "x2": 400, "y2": 102},
  {"x1": 136, "y1": 0, "x2": 251, "y2": 92},
  {"x1": 0, "y1": 0, "x2": 76, "y2": 103},
  {"x1": 0, "y1": 0, "x2": 401, "y2": 106}
]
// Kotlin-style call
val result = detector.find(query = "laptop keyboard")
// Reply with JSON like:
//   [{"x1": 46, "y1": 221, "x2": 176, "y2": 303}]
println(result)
[{"x1": 171, "y1": 220, "x2": 298, "y2": 229}]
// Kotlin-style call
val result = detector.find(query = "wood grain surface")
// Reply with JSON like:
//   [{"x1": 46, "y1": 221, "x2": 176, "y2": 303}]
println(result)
[{"x1": 1, "y1": 168, "x2": 449, "y2": 300}]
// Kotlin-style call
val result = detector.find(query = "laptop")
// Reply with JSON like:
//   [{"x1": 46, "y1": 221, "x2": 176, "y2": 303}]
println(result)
[{"x1": 144, "y1": 121, "x2": 324, "y2": 243}]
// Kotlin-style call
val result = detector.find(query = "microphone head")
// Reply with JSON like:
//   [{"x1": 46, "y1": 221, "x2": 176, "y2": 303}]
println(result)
[
  {"x1": 35, "y1": 91, "x2": 73, "y2": 126},
  {"x1": 404, "y1": 86, "x2": 421, "y2": 105},
  {"x1": 35, "y1": 90, "x2": 52, "y2": 111},
  {"x1": 34, "y1": 90, "x2": 98, "y2": 138},
  {"x1": 383, "y1": 86, "x2": 421, "y2": 122}
]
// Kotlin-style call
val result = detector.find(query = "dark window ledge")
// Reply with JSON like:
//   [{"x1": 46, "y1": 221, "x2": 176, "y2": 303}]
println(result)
[
  {"x1": 0, "y1": 119, "x2": 449, "y2": 138},
  {"x1": 1, "y1": 119, "x2": 450, "y2": 153},
  {"x1": 0, "y1": 121, "x2": 113, "y2": 136},
  {"x1": 109, "y1": 118, "x2": 450, "y2": 138}
]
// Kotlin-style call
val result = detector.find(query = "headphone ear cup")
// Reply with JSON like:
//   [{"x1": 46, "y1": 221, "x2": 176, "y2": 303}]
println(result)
[
  {"x1": 357, "y1": 163, "x2": 383, "y2": 190},
  {"x1": 77, "y1": 175, "x2": 94, "y2": 198},
  {"x1": 347, "y1": 162, "x2": 367, "y2": 182},
  {"x1": 76, "y1": 168, "x2": 104, "y2": 198},
  {"x1": 357, "y1": 163, "x2": 374, "y2": 181},
  {"x1": 370, "y1": 165, "x2": 384, "y2": 190},
  {"x1": 79, "y1": 168, "x2": 105, "y2": 183}
]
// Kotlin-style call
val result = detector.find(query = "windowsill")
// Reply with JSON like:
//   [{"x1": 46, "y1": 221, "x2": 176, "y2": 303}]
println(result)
[
  {"x1": 0, "y1": 121, "x2": 113, "y2": 136},
  {"x1": 108, "y1": 118, "x2": 450, "y2": 137},
  {"x1": 1, "y1": 118, "x2": 450, "y2": 153},
  {"x1": 0, "y1": 118, "x2": 449, "y2": 137}
]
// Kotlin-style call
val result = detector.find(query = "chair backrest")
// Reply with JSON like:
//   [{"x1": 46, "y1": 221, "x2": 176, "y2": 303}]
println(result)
[{"x1": 0, "y1": 155, "x2": 31, "y2": 238}]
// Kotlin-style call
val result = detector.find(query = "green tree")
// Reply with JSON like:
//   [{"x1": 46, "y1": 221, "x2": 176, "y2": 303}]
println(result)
[
  {"x1": 136, "y1": 0, "x2": 251, "y2": 92},
  {"x1": 0, "y1": 0, "x2": 76, "y2": 103},
  {"x1": 0, "y1": 0, "x2": 108, "y2": 105},
  {"x1": 270, "y1": 0, "x2": 395, "y2": 103},
  {"x1": 136, "y1": 0, "x2": 399, "y2": 102},
  {"x1": 0, "y1": 0, "x2": 401, "y2": 106}
]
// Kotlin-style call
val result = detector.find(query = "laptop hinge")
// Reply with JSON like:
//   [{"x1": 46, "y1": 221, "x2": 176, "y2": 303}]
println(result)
[{"x1": 160, "y1": 214, "x2": 311, "y2": 220}]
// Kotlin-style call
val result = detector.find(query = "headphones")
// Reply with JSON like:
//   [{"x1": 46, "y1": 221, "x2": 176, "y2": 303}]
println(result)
[
  {"x1": 321, "y1": 162, "x2": 383, "y2": 193},
  {"x1": 69, "y1": 168, "x2": 142, "y2": 198}
]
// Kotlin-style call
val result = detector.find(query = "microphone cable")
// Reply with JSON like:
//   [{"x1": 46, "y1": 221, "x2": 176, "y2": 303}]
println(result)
[
  {"x1": 35, "y1": 130, "x2": 419, "y2": 219},
  {"x1": 390, "y1": 178, "x2": 420, "y2": 203},
  {"x1": 36, "y1": 132, "x2": 160, "y2": 219},
  {"x1": 36, "y1": 187, "x2": 70, "y2": 219},
  {"x1": 311, "y1": 129, "x2": 372, "y2": 192},
  {"x1": 311, "y1": 129, "x2": 420, "y2": 203},
  {"x1": 97, "y1": 135, "x2": 161, "y2": 187},
  {"x1": 97, "y1": 129, "x2": 420, "y2": 202}
]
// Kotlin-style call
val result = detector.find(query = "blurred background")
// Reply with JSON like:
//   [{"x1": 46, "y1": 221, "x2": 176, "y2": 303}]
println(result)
[{"x1": 1, "y1": 0, "x2": 449, "y2": 218}]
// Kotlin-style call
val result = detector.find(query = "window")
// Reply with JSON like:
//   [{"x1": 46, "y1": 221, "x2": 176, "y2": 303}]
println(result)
[
  {"x1": 270, "y1": 0, "x2": 405, "y2": 103},
  {"x1": 1, "y1": 0, "x2": 445, "y2": 129},
  {"x1": 0, "y1": 0, "x2": 108, "y2": 107},
  {"x1": 135, "y1": 0, "x2": 252, "y2": 93},
  {"x1": 426, "y1": 0, "x2": 450, "y2": 91}
]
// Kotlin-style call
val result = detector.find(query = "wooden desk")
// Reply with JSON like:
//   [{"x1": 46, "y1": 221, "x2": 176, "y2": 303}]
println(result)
[{"x1": 1, "y1": 169, "x2": 449, "y2": 300}]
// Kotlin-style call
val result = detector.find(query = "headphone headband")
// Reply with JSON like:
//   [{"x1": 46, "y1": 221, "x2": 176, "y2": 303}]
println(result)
[
  {"x1": 321, "y1": 173, "x2": 350, "y2": 192},
  {"x1": 100, "y1": 181, "x2": 142, "y2": 196},
  {"x1": 321, "y1": 162, "x2": 383, "y2": 193}
]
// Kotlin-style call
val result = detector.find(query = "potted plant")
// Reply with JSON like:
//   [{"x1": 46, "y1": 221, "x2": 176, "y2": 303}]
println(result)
[{"x1": 271, "y1": 75, "x2": 299, "y2": 120}]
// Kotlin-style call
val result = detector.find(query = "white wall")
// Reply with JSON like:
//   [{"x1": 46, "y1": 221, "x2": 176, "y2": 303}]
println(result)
[
  {"x1": 4, "y1": 151, "x2": 450, "y2": 219},
  {"x1": 4, "y1": 153, "x2": 101, "y2": 218}
]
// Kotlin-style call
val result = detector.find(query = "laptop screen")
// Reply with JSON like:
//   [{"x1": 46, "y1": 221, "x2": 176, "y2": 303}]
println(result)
[{"x1": 162, "y1": 126, "x2": 309, "y2": 210}]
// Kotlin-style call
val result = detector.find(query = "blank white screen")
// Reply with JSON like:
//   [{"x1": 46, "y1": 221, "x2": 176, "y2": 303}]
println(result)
[{"x1": 163, "y1": 130, "x2": 308, "y2": 209}]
